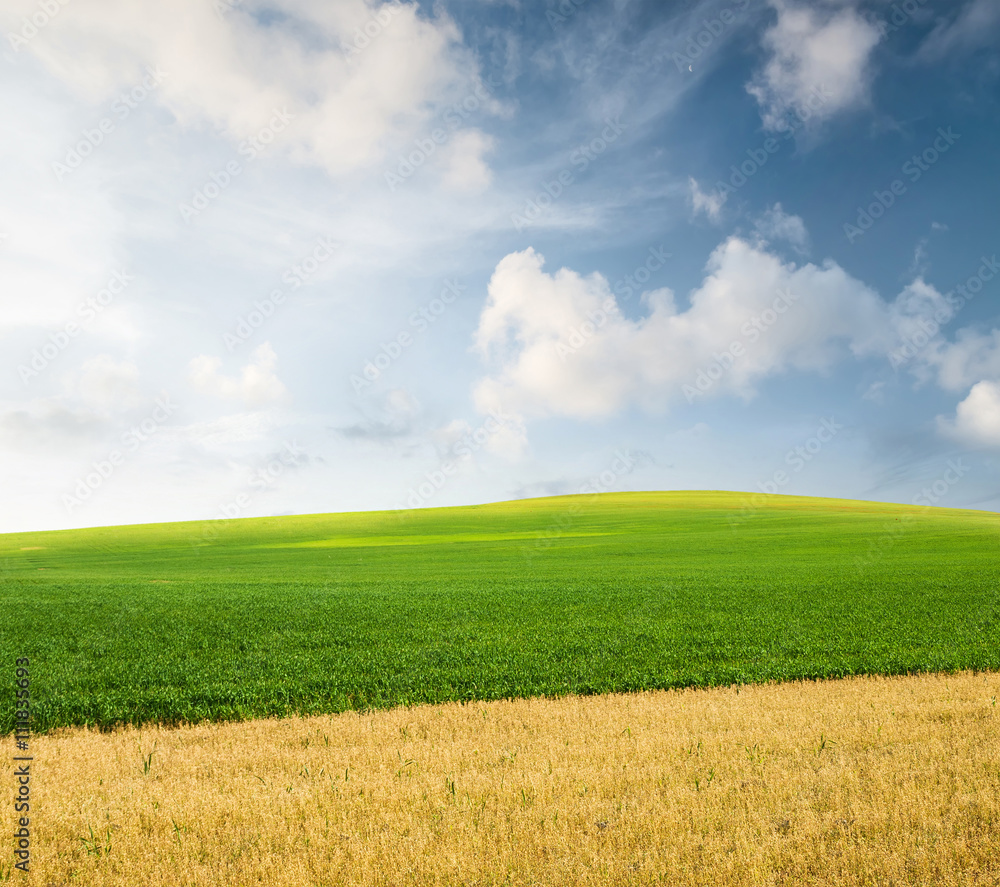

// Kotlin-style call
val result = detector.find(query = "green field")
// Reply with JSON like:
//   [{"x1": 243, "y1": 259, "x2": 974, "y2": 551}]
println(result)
[{"x1": 1, "y1": 491, "x2": 998, "y2": 733}]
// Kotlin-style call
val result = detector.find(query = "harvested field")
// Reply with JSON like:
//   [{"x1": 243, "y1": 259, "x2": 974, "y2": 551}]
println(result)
[{"x1": 6, "y1": 669, "x2": 999, "y2": 886}]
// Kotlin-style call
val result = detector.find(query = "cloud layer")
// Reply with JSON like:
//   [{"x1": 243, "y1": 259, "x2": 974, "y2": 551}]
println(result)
[
  {"x1": 472, "y1": 231, "x2": 893, "y2": 423},
  {"x1": 473, "y1": 222, "x2": 1000, "y2": 457},
  {"x1": 2, "y1": 0, "x2": 486, "y2": 176}
]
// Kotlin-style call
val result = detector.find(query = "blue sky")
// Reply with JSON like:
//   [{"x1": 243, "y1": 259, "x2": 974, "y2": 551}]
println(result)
[{"x1": 1, "y1": 0, "x2": 999, "y2": 532}]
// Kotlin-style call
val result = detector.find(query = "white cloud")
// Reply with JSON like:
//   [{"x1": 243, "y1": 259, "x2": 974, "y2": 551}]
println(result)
[
  {"x1": 472, "y1": 239, "x2": 891, "y2": 424},
  {"x1": 1, "y1": 0, "x2": 487, "y2": 178},
  {"x1": 884, "y1": 277, "x2": 954, "y2": 367},
  {"x1": 688, "y1": 176, "x2": 726, "y2": 221},
  {"x1": 189, "y1": 341, "x2": 288, "y2": 406},
  {"x1": 71, "y1": 355, "x2": 143, "y2": 412},
  {"x1": 439, "y1": 129, "x2": 495, "y2": 193},
  {"x1": 753, "y1": 203, "x2": 809, "y2": 253},
  {"x1": 747, "y1": 0, "x2": 881, "y2": 131},
  {"x1": 921, "y1": 328, "x2": 1000, "y2": 392},
  {"x1": 938, "y1": 380, "x2": 1000, "y2": 447},
  {"x1": 469, "y1": 238, "x2": 988, "y2": 444}
]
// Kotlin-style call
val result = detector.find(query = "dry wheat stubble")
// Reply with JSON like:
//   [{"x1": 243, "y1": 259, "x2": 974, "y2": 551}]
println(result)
[{"x1": 4, "y1": 670, "x2": 999, "y2": 886}]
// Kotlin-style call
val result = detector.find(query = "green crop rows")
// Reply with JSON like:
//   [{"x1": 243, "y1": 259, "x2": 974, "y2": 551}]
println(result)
[{"x1": 1, "y1": 491, "x2": 998, "y2": 733}]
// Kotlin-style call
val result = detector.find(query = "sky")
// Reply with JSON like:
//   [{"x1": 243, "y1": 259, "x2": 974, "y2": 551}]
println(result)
[{"x1": 1, "y1": 0, "x2": 999, "y2": 533}]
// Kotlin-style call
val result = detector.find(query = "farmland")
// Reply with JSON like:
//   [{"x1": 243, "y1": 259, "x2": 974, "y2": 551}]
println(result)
[
  {"x1": 5, "y1": 670, "x2": 998, "y2": 886},
  {"x1": 1, "y1": 491, "x2": 998, "y2": 733}
]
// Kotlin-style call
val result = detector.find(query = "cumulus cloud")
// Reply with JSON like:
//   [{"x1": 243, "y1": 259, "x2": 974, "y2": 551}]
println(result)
[
  {"x1": 470, "y1": 234, "x2": 1000, "y2": 458},
  {"x1": 938, "y1": 380, "x2": 1000, "y2": 447},
  {"x1": 883, "y1": 277, "x2": 956, "y2": 368},
  {"x1": 189, "y1": 341, "x2": 288, "y2": 406},
  {"x1": 1, "y1": 0, "x2": 488, "y2": 177},
  {"x1": 879, "y1": 278, "x2": 1000, "y2": 446},
  {"x1": 472, "y1": 240, "x2": 892, "y2": 424},
  {"x1": 921, "y1": 328, "x2": 1000, "y2": 392},
  {"x1": 747, "y1": 0, "x2": 881, "y2": 131}
]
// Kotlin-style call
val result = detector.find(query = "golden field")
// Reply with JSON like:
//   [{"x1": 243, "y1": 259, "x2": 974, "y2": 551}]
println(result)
[{"x1": 4, "y1": 670, "x2": 999, "y2": 886}]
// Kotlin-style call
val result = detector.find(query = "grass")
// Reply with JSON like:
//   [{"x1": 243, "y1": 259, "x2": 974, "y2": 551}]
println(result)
[
  {"x1": 1, "y1": 490, "x2": 998, "y2": 733},
  {"x1": 5, "y1": 670, "x2": 998, "y2": 886}
]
